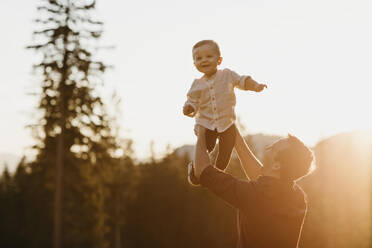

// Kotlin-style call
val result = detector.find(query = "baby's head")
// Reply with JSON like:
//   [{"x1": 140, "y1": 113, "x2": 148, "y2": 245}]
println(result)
[{"x1": 192, "y1": 40, "x2": 222, "y2": 76}]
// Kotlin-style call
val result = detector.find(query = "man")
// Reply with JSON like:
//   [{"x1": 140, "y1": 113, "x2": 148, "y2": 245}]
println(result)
[{"x1": 189, "y1": 126, "x2": 314, "y2": 248}]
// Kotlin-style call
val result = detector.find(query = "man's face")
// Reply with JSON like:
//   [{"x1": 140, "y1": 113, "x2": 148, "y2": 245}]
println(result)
[
  {"x1": 192, "y1": 44, "x2": 222, "y2": 76},
  {"x1": 262, "y1": 138, "x2": 290, "y2": 174}
]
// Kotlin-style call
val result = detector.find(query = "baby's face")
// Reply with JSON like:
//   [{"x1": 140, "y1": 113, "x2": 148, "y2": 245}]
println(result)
[{"x1": 193, "y1": 44, "x2": 222, "y2": 76}]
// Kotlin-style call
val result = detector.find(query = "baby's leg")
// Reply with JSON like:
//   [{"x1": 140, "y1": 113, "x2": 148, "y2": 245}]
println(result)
[
  {"x1": 215, "y1": 125, "x2": 236, "y2": 171},
  {"x1": 205, "y1": 128, "x2": 218, "y2": 153}
]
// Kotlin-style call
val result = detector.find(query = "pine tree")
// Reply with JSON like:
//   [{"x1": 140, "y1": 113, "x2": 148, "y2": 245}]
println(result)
[
  {"x1": 27, "y1": 1, "x2": 118, "y2": 247},
  {"x1": 0, "y1": 160, "x2": 31, "y2": 247}
]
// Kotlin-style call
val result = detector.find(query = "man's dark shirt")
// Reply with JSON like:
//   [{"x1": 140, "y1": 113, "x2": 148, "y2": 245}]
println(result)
[{"x1": 200, "y1": 166, "x2": 307, "y2": 248}]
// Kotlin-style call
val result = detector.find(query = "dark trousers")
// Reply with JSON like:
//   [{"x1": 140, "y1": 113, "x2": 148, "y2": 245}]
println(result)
[{"x1": 205, "y1": 124, "x2": 236, "y2": 171}]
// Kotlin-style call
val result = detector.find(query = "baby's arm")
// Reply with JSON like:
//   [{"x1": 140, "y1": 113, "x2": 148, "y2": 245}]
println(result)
[
  {"x1": 228, "y1": 68, "x2": 267, "y2": 92},
  {"x1": 183, "y1": 80, "x2": 200, "y2": 117},
  {"x1": 244, "y1": 76, "x2": 267, "y2": 92}
]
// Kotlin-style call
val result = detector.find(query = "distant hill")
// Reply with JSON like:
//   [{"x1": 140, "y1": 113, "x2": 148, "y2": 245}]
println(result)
[
  {"x1": 174, "y1": 144, "x2": 194, "y2": 159},
  {"x1": 244, "y1": 133, "x2": 282, "y2": 160},
  {"x1": 299, "y1": 129, "x2": 372, "y2": 248},
  {"x1": 0, "y1": 152, "x2": 20, "y2": 173}
]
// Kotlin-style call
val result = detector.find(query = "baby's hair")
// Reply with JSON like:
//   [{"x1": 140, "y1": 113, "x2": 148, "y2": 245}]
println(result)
[{"x1": 192, "y1": 40, "x2": 221, "y2": 57}]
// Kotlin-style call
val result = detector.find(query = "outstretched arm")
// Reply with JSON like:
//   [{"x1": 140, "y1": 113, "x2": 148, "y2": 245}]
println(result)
[
  {"x1": 234, "y1": 129, "x2": 263, "y2": 181},
  {"x1": 244, "y1": 76, "x2": 267, "y2": 92},
  {"x1": 228, "y1": 69, "x2": 267, "y2": 92}
]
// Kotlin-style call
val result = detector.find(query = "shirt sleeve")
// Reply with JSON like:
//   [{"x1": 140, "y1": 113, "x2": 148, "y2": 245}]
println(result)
[
  {"x1": 184, "y1": 80, "x2": 200, "y2": 117},
  {"x1": 226, "y1": 68, "x2": 249, "y2": 90},
  {"x1": 200, "y1": 166, "x2": 258, "y2": 210}
]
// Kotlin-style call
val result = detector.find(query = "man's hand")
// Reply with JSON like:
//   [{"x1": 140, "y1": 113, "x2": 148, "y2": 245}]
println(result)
[
  {"x1": 254, "y1": 83, "x2": 267, "y2": 92},
  {"x1": 194, "y1": 125, "x2": 209, "y2": 178},
  {"x1": 183, "y1": 104, "x2": 194, "y2": 116},
  {"x1": 193, "y1": 124, "x2": 199, "y2": 136},
  {"x1": 196, "y1": 124, "x2": 206, "y2": 137}
]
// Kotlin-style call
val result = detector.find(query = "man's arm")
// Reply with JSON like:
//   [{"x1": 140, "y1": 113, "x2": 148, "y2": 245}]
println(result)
[
  {"x1": 234, "y1": 129, "x2": 263, "y2": 181},
  {"x1": 193, "y1": 125, "x2": 211, "y2": 178},
  {"x1": 194, "y1": 125, "x2": 256, "y2": 210}
]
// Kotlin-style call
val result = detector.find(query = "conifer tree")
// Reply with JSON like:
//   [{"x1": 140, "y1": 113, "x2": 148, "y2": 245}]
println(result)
[{"x1": 27, "y1": 1, "x2": 117, "y2": 247}]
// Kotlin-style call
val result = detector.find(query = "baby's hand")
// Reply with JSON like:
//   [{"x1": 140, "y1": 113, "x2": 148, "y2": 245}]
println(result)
[
  {"x1": 255, "y1": 83, "x2": 267, "y2": 92},
  {"x1": 183, "y1": 104, "x2": 194, "y2": 116}
]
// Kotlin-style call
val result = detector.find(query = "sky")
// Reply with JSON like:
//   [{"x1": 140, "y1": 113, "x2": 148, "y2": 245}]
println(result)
[{"x1": 0, "y1": 0, "x2": 372, "y2": 161}]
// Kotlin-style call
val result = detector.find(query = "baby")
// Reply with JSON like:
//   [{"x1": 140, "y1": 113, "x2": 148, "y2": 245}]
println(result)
[{"x1": 183, "y1": 40, "x2": 267, "y2": 185}]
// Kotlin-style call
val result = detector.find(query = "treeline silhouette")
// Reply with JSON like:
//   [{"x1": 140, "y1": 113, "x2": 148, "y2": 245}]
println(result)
[{"x1": 1, "y1": 130, "x2": 372, "y2": 248}]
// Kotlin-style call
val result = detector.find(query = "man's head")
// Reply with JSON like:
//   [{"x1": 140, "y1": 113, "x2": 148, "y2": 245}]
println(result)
[
  {"x1": 192, "y1": 40, "x2": 222, "y2": 77},
  {"x1": 263, "y1": 134, "x2": 314, "y2": 181}
]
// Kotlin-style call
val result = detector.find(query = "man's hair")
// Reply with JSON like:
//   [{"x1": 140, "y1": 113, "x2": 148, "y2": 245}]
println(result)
[
  {"x1": 192, "y1": 40, "x2": 221, "y2": 57},
  {"x1": 275, "y1": 134, "x2": 315, "y2": 181}
]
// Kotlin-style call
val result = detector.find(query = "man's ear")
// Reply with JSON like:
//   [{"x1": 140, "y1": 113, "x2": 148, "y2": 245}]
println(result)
[{"x1": 217, "y1": 57, "x2": 223, "y2": 65}]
